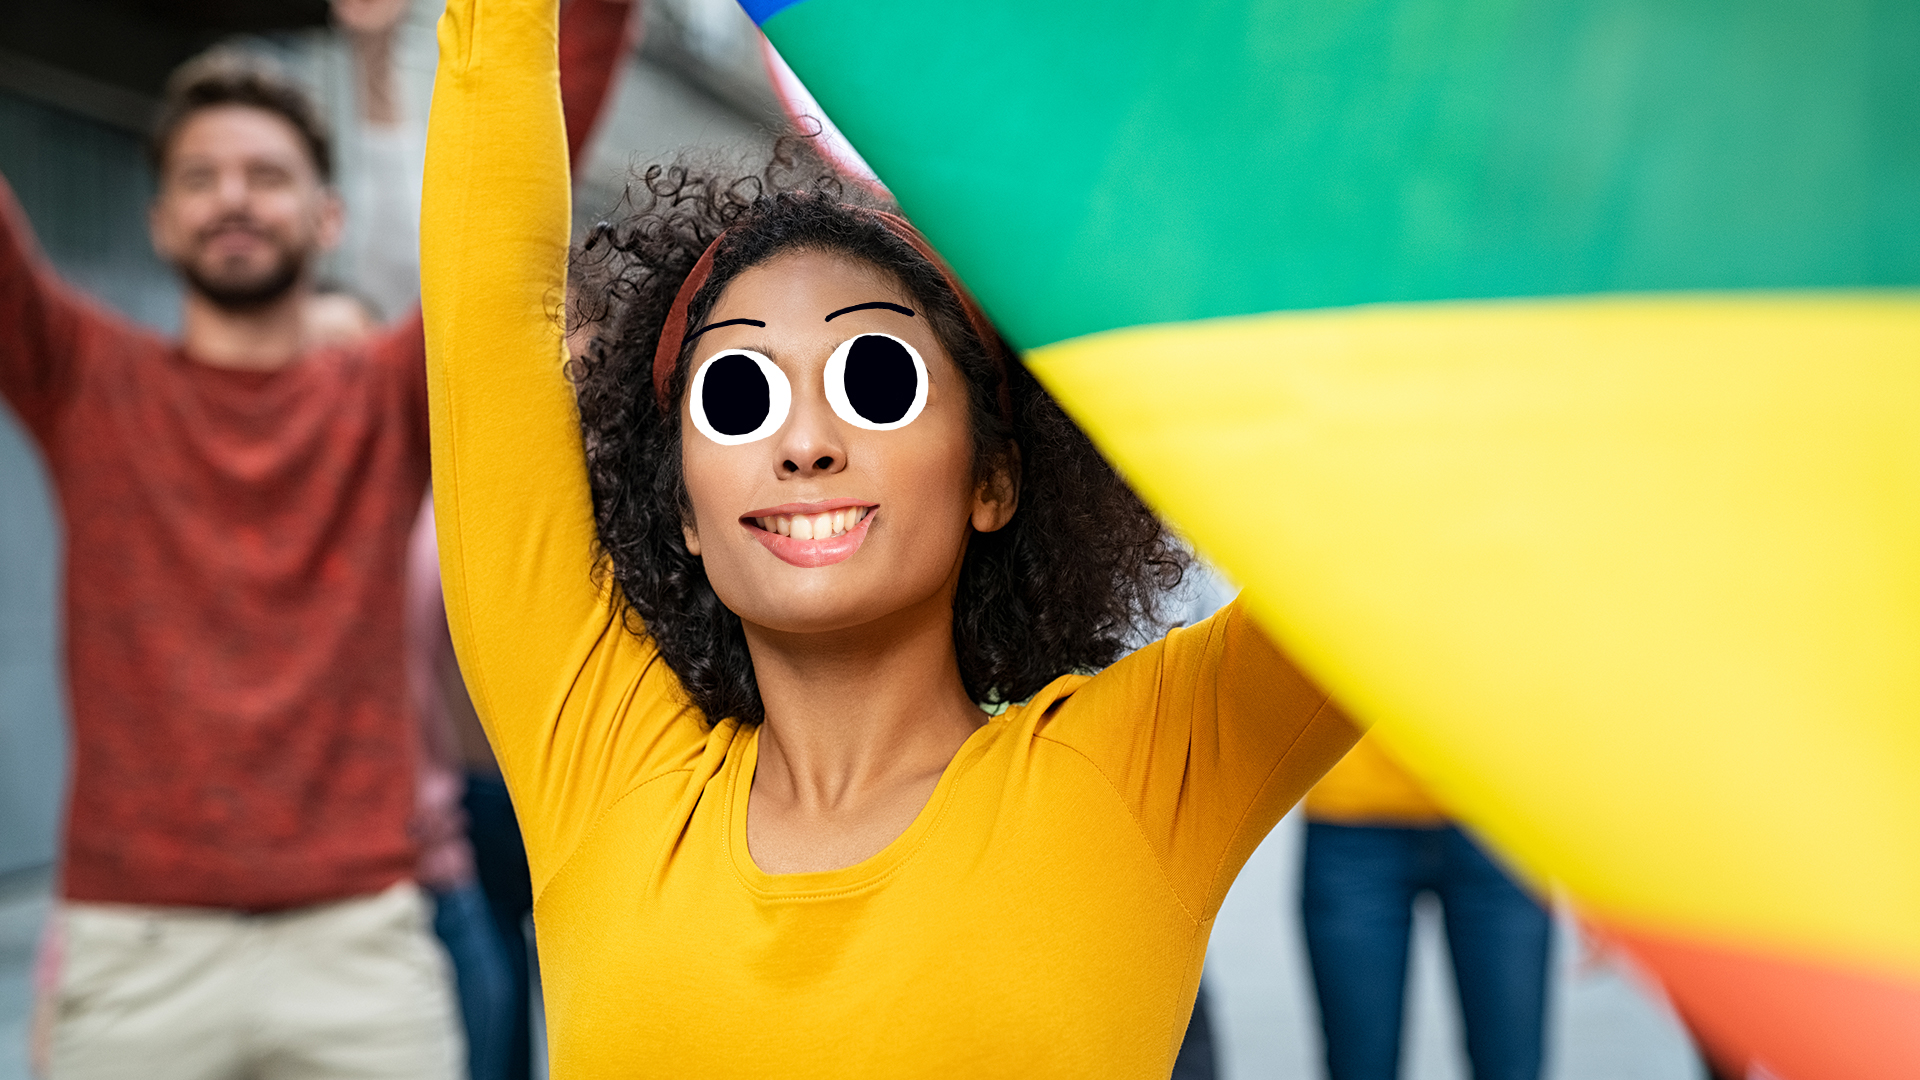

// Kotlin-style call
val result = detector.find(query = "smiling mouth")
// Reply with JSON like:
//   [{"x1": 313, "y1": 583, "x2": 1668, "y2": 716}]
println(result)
[
  {"x1": 748, "y1": 506, "x2": 870, "y2": 541},
  {"x1": 741, "y1": 504, "x2": 877, "y2": 568},
  {"x1": 199, "y1": 221, "x2": 269, "y2": 244}
]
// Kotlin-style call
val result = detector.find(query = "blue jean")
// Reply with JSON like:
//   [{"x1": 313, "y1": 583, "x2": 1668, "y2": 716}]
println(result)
[
  {"x1": 1170, "y1": 981, "x2": 1217, "y2": 1080},
  {"x1": 464, "y1": 772, "x2": 535, "y2": 1080},
  {"x1": 433, "y1": 881, "x2": 518, "y2": 1080},
  {"x1": 1300, "y1": 822, "x2": 1552, "y2": 1080}
]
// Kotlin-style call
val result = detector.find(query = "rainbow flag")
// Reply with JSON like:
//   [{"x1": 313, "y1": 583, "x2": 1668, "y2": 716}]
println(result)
[{"x1": 747, "y1": 1, "x2": 1920, "y2": 1075}]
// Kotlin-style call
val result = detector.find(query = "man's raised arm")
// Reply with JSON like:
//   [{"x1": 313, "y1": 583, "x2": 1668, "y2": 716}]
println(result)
[{"x1": 0, "y1": 175, "x2": 89, "y2": 440}]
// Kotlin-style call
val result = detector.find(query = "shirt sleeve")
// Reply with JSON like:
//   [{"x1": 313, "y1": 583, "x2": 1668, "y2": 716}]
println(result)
[
  {"x1": 422, "y1": 0, "x2": 703, "y2": 897},
  {"x1": 1034, "y1": 596, "x2": 1361, "y2": 920},
  {"x1": 0, "y1": 173, "x2": 89, "y2": 441}
]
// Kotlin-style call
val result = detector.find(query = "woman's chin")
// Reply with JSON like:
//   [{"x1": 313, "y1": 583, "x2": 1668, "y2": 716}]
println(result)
[{"x1": 725, "y1": 578, "x2": 944, "y2": 641}]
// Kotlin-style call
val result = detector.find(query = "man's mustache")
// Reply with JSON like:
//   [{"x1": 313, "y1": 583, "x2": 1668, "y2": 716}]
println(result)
[{"x1": 193, "y1": 215, "x2": 276, "y2": 246}]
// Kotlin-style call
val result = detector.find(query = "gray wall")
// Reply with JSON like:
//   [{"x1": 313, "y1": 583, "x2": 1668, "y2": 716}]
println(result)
[{"x1": 0, "y1": 89, "x2": 177, "y2": 877}]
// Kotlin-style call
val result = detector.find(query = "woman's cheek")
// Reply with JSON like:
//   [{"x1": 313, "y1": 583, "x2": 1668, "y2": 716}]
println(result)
[
  {"x1": 889, "y1": 430, "x2": 981, "y2": 565},
  {"x1": 679, "y1": 442, "x2": 740, "y2": 556}
]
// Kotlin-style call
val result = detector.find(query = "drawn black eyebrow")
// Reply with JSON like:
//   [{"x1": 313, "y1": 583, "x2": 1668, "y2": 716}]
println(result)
[
  {"x1": 824, "y1": 301, "x2": 916, "y2": 322},
  {"x1": 688, "y1": 317, "x2": 766, "y2": 341}
]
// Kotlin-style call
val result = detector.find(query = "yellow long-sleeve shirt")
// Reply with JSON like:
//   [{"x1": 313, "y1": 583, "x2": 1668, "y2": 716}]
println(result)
[{"x1": 420, "y1": 2, "x2": 1357, "y2": 1074}]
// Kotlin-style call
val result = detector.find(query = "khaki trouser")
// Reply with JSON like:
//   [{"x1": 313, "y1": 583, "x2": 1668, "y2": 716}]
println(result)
[{"x1": 47, "y1": 882, "x2": 462, "y2": 1080}]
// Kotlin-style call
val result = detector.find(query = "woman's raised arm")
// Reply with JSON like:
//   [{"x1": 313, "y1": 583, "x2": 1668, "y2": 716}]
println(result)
[{"x1": 421, "y1": 0, "x2": 666, "y2": 885}]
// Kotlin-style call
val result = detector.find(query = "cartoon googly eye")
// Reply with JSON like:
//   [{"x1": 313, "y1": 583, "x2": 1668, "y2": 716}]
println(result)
[
  {"x1": 689, "y1": 349, "x2": 792, "y2": 445},
  {"x1": 824, "y1": 333, "x2": 929, "y2": 431}
]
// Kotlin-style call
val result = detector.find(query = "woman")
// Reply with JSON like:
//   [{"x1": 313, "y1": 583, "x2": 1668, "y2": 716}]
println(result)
[{"x1": 421, "y1": 0, "x2": 1358, "y2": 1074}]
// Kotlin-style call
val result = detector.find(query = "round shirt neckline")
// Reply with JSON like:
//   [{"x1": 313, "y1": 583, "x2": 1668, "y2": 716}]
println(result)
[{"x1": 725, "y1": 713, "x2": 1006, "y2": 900}]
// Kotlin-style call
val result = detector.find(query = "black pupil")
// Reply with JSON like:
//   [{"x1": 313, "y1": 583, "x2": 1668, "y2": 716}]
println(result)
[
  {"x1": 702, "y1": 353, "x2": 771, "y2": 436},
  {"x1": 844, "y1": 335, "x2": 918, "y2": 424}
]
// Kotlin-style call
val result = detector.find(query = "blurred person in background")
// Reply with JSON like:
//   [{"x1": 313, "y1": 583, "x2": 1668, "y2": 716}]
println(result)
[
  {"x1": 7, "y1": 0, "x2": 633, "y2": 1073},
  {"x1": 3, "y1": 43, "x2": 458, "y2": 1079},
  {"x1": 409, "y1": 508, "x2": 528, "y2": 1080},
  {"x1": 1299, "y1": 736, "x2": 1553, "y2": 1080},
  {"x1": 321, "y1": 5, "x2": 521, "y2": 1078}
]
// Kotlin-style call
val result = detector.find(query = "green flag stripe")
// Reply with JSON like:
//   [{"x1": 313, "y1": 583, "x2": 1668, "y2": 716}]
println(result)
[{"x1": 765, "y1": 0, "x2": 1920, "y2": 351}]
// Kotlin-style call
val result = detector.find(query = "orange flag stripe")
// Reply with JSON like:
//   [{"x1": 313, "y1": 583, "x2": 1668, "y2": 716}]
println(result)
[{"x1": 1607, "y1": 923, "x2": 1920, "y2": 1080}]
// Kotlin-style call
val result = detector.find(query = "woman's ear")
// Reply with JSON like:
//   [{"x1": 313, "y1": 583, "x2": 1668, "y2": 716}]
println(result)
[
  {"x1": 971, "y1": 444, "x2": 1021, "y2": 533},
  {"x1": 682, "y1": 518, "x2": 702, "y2": 556}
]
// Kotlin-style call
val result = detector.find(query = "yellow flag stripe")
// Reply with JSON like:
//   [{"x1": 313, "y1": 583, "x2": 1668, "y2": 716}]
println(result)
[{"x1": 1027, "y1": 293, "x2": 1920, "y2": 978}]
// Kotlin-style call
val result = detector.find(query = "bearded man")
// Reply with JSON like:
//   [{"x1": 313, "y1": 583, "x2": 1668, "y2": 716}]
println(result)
[{"x1": 0, "y1": 53, "x2": 455, "y2": 1079}]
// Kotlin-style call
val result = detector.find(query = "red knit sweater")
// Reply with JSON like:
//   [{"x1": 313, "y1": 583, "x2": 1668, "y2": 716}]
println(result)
[{"x1": 0, "y1": 181, "x2": 430, "y2": 910}]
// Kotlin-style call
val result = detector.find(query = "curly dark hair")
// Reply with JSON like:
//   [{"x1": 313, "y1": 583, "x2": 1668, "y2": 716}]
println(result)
[{"x1": 569, "y1": 145, "x2": 1188, "y2": 725}]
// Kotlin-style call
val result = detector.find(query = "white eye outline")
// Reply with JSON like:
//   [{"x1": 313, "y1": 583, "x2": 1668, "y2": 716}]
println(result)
[
  {"x1": 824, "y1": 332, "x2": 929, "y2": 431},
  {"x1": 688, "y1": 348, "x2": 792, "y2": 446}
]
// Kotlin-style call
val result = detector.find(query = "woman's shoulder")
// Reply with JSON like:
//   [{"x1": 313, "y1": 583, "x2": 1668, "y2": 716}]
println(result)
[
  {"x1": 1008, "y1": 597, "x2": 1278, "y2": 748},
  {"x1": 1000, "y1": 671, "x2": 1094, "y2": 728}
]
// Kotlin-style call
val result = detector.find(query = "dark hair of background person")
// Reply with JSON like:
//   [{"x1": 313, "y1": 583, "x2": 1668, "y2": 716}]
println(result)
[
  {"x1": 569, "y1": 143, "x2": 1190, "y2": 726},
  {"x1": 149, "y1": 50, "x2": 335, "y2": 182}
]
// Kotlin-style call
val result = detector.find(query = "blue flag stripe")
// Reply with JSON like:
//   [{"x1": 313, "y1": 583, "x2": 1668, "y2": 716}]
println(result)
[{"x1": 737, "y1": 0, "x2": 802, "y2": 26}]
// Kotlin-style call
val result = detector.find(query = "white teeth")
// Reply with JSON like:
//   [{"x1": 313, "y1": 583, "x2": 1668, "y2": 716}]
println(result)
[{"x1": 759, "y1": 508, "x2": 869, "y2": 540}]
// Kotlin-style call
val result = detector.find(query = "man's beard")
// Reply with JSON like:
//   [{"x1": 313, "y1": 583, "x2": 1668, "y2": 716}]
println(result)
[{"x1": 176, "y1": 236, "x2": 307, "y2": 312}]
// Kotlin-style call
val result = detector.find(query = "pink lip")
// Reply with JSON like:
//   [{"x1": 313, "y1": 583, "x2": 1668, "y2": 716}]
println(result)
[
  {"x1": 744, "y1": 504, "x2": 877, "y2": 568},
  {"x1": 742, "y1": 498, "x2": 875, "y2": 518}
]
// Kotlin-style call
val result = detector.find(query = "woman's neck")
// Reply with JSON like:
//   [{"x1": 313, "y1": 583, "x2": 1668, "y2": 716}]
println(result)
[{"x1": 741, "y1": 588, "x2": 987, "y2": 873}]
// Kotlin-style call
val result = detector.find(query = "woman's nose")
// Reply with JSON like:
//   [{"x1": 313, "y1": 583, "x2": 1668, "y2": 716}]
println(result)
[{"x1": 776, "y1": 395, "x2": 846, "y2": 478}]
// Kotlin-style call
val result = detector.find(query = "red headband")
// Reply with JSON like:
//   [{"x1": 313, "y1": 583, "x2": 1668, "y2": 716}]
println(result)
[{"x1": 650, "y1": 208, "x2": 1011, "y2": 418}]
